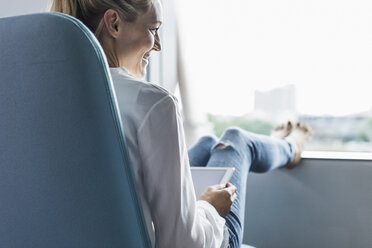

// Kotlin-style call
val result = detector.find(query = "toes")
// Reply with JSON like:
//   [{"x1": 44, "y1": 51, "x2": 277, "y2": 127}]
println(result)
[
  {"x1": 286, "y1": 121, "x2": 293, "y2": 130},
  {"x1": 306, "y1": 125, "x2": 314, "y2": 136},
  {"x1": 302, "y1": 123, "x2": 312, "y2": 133},
  {"x1": 303, "y1": 124, "x2": 310, "y2": 131},
  {"x1": 295, "y1": 122, "x2": 314, "y2": 138}
]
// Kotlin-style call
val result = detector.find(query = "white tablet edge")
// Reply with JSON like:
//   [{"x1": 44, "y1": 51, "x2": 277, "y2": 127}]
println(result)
[
  {"x1": 220, "y1": 167, "x2": 235, "y2": 184},
  {"x1": 190, "y1": 167, "x2": 235, "y2": 185}
]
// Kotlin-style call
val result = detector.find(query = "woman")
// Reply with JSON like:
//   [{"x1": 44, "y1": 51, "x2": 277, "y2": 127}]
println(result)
[{"x1": 51, "y1": 1, "x2": 312, "y2": 247}]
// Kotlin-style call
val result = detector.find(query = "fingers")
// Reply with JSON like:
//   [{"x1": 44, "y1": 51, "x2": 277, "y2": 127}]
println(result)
[
  {"x1": 224, "y1": 183, "x2": 237, "y2": 195},
  {"x1": 231, "y1": 192, "x2": 237, "y2": 202},
  {"x1": 200, "y1": 183, "x2": 238, "y2": 217},
  {"x1": 226, "y1": 183, "x2": 237, "y2": 205},
  {"x1": 208, "y1": 183, "x2": 226, "y2": 190},
  {"x1": 211, "y1": 183, "x2": 237, "y2": 198},
  {"x1": 206, "y1": 183, "x2": 237, "y2": 201}
]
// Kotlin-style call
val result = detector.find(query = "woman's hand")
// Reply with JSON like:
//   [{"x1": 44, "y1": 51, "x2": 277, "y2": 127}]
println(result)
[{"x1": 198, "y1": 183, "x2": 237, "y2": 217}]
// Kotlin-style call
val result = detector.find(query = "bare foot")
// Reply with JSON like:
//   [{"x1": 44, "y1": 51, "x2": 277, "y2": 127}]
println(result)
[
  {"x1": 270, "y1": 121, "x2": 293, "y2": 139},
  {"x1": 284, "y1": 122, "x2": 313, "y2": 169}
]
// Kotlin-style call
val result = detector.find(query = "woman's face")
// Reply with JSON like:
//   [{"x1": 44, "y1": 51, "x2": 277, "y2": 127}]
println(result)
[{"x1": 116, "y1": 0, "x2": 163, "y2": 78}]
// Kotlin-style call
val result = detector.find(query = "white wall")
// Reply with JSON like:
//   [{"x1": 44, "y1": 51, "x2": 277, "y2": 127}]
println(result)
[{"x1": 0, "y1": 0, "x2": 50, "y2": 18}]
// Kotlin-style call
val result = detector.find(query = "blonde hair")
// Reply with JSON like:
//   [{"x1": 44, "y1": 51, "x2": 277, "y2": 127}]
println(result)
[{"x1": 50, "y1": 0, "x2": 152, "y2": 38}]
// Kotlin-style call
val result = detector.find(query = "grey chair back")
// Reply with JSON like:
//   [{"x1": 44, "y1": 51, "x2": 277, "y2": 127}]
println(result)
[{"x1": 0, "y1": 13, "x2": 151, "y2": 248}]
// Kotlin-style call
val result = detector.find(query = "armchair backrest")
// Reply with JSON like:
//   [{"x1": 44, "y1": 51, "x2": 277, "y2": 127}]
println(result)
[{"x1": 0, "y1": 13, "x2": 151, "y2": 248}]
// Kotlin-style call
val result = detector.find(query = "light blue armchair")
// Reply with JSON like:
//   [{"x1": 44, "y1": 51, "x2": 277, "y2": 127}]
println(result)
[
  {"x1": 0, "y1": 12, "x2": 258, "y2": 248},
  {"x1": 0, "y1": 13, "x2": 151, "y2": 247}
]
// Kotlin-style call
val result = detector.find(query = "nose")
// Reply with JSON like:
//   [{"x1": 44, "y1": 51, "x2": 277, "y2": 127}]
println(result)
[{"x1": 153, "y1": 33, "x2": 161, "y2": 51}]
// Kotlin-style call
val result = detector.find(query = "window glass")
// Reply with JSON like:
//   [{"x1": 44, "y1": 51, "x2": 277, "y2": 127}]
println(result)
[{"x1": 178, "y1": 0, "x2": 372, "y2": 152}]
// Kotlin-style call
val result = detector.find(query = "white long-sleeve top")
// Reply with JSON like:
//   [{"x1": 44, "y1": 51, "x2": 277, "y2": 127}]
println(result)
[{"x1": 109, "y1": 67, "x2": 226, "y2": 248}]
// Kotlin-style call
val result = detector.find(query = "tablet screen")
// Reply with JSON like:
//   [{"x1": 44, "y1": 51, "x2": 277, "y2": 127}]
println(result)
[{"x1": 190, "y1": 167, "x2": 234, "y2": 198}]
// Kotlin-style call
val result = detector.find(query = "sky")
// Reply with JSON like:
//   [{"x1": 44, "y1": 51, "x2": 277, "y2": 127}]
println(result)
[{"x1": 177, "y1": 0, "x2": 372, "y2": 117}]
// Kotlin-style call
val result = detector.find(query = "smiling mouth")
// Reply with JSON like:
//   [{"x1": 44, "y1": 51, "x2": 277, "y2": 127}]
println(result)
[{"x1": 143, "y1": 52, "x2": 151, "y2": 60}]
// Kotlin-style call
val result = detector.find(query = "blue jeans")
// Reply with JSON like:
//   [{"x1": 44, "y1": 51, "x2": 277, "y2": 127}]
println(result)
[{"x1": 188, "y1": 128, "x2": 294, "y2": 248}]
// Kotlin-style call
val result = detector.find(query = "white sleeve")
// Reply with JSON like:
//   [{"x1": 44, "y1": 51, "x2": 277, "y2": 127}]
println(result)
[{"x1": 137, "y1": 95, "x2": 226, "y2": 248}]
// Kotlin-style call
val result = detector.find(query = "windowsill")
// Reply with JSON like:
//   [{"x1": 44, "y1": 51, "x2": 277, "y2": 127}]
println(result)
[{"x1": 302, "y1": 151, "x2": 372, "y2": 161}]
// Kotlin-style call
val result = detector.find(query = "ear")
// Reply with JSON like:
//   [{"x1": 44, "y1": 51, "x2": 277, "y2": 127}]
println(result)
[{"x1": 103, "y1": 9, "x2": 120, "y2": 38}]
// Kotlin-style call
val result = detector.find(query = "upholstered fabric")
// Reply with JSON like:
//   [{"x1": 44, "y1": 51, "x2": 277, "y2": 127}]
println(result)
[{"x1": 0, "y1": 13, "x2": 150, "y2": 247}]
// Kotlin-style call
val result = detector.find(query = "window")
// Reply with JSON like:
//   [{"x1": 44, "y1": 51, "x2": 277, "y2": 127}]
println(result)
[{"x1": 177, "y1": 0, "x2": 372, "y2": 152}]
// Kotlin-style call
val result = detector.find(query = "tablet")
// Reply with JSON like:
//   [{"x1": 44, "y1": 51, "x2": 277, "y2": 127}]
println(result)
[{"x1": 190, "y1": 167, "x2": 235, "y2": 198}]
